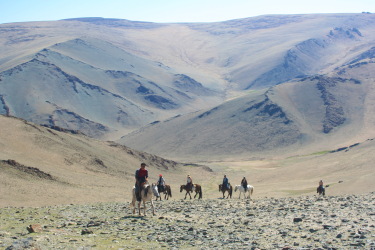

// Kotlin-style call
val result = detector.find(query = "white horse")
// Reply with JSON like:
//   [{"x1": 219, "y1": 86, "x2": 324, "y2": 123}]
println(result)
[
  {"x1": 131, "y1": 183, "x2": 159, "y2": 216},
  {"x1": 234, "y1": 185, "x2": 254, "y2": 199}
]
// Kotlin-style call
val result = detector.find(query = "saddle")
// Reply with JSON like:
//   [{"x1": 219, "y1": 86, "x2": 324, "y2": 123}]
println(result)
[
  {"x1": 223, "y1": 183, "x2": 230, "y2": 191},
  {"x1": 158, "y1": 185, "x2": 165, "y2": 192}
]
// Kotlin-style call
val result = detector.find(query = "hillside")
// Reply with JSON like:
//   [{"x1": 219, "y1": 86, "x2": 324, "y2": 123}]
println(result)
[
  {"x1": 1, "y1": 14, "x2": 375, "y2": 142},
  {"x1": 120, "y1": 44, "x2": 375, "y2": 160},
  {"x1": 1, "y1": 114, "x2": 375, "y2": 209},
  {"x1": 0, "y1": 115, "x2": 212, "y2": 207},
  {"x1": 1, "y1": 14, "x2": 375, "y2": 208}
]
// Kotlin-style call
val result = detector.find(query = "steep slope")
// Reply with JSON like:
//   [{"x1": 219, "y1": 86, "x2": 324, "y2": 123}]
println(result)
[
  {"x1": 0, "y1": 37, "x2": 221, "y2": 139},
  {"x1": 120, "y1": 49, "x2": 375, "y2": 160},
  {"x1": 0, "y1": 115, "x2": 212, "y2": 207}
]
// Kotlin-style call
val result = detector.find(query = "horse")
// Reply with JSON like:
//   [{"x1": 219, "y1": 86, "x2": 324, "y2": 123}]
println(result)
[
  {"x1": 317, "y1": 185, "x2": 326, "y2": 196},
  {"x1": 180, "y1": 184, "x2": 202, "y2": 199},
  {"x1": 156, "y1": 184, "x2": 172, "y2": 201},
  {"x1": 131, "y1": 183, "x2": 159, "y2": 216},
  {"x1": 234, "y1": 185, "x2": 254, "y2": 199},
  {"x1": 219, "y1": 184, "x2": 232, "y2": 199}
]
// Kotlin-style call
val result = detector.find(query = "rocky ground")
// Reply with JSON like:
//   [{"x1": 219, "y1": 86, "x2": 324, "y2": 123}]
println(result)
[{"x1": 0, "y1": 193, "x2": 374, "y2": 249}]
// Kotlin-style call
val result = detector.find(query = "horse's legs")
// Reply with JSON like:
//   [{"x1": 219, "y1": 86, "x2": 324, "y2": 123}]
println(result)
[
  {"x1": 189, "y1": 191, "x2": 192, "y2": 199},
  {"x1": 142, "y1": 200, "x2": 146, "y2": 216},
  {"x1": 137, "y1": 201, "x2": 141, "y2": 215},
  {"x1": 131, "y1": 198, "x2": 136, "y2": 214},
  {"x1": 150, "y1": 200, "x2": 155, "y2": 216}
]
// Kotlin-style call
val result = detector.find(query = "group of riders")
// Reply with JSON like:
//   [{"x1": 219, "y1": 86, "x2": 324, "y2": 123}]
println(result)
[
  {"x1": 134, "y1": 162, "x2": 326, "y2": 201},
  {"x1": 222, "y1": 174, "x2": 248, "y2": 191}
]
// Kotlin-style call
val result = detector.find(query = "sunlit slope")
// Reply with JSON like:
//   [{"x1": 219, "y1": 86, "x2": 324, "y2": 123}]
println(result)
[
  {"x1": 0, "y1": 115, "x2": 212, "y2": 207},
  {"x1": 120, "y1": 49, "x2": 375, "y2": 160},
  {"x1": 0, "y1": 14, "x2": 375, "y2": 141}
]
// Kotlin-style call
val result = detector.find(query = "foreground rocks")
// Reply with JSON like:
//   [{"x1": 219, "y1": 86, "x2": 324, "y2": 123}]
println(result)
[{"x1": 0, "y1": 193, "x2": 374, "y2": 249}]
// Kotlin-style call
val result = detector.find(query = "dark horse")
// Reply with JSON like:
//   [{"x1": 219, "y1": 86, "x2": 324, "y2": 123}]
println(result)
[
  {"x1": 317, "y1": 185, "x2": 326, "y2": 196},
  {"x1": 219, "y1": 184, "x2": 232, "y2": 199},
  {"x1": 156, "y1": 184, "x2": 172, "y2": 201},
  {"x1": 180, "y1": 184, "x2": 202, "y2": 199}
]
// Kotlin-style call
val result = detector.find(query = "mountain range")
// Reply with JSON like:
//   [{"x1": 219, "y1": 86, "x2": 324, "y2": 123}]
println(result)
[{"x1": 1, "y1": 13, "x2": 375, "y2": 160}]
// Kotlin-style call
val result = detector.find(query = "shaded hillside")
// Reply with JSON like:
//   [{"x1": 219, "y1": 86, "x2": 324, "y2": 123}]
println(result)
[
  {"x1": 0, "y1": 115, "x2": 212, "y2": 207},
  {"x1": 0, "y1": 36, "x2": 221, "y2": 140},
  {"x1": 120, "y1": 55, "x2": 375, "y2": 160},
  {"x1": 120, "y1": 89, "x2": 302, "y2": 159}
]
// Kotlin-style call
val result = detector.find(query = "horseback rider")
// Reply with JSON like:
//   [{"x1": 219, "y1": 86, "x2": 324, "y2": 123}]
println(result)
[
  {"x1": 186, "y1": 175, "x2": 193, "y2": 191},
  {"x1": 157, "y1": 174, "x2": 166, "y2": 192},
  {"x1": 241, "y1": 177, "x2": 248, "y2": 192},
  {"x1": 222, "y1": 175, "x2": 229, "y2": 190},
  {"x1": 317, "y1": 180, "x2": 325, "y2": 196},
  {"x1": 135, "y1": 163, "x2": 148, "y2": 201}
]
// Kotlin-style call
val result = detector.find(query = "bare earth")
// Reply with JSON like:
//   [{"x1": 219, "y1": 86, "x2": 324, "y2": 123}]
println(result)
[{"x1": 1, "y1": 116, "x2": 375, "y2": 248}]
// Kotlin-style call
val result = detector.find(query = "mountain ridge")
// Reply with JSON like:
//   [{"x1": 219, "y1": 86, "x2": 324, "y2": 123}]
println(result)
[{"x1": 1, "y1": 13, "x2": 375, "y2": 152}]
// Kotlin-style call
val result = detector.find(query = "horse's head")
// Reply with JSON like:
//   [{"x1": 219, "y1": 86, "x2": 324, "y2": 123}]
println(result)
[
  {"x1": 180, "y1": 185, "x2": 184, "y2": 192},
  {"x1": 219, "y1": 184, "x2": 222, "y2": 191},
  {"x1": 151, "y1": 183, "x2": 160, "y2": 197},
  {"x1": 234, "y1": 186, "x2": 238, "y2": 192}
]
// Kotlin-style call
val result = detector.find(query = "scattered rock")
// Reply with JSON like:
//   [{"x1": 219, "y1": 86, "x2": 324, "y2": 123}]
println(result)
[
  {"x1": 26, "y1": 224, "x2": 43, "y2": 233},
  {"x1": 293, "y1": 218, "x2": 303, "y2": 223},
  {"x1": 81, "y1": 229, "x2": 93, "y2": 235},
  {"x1": 1, "y1": 193, "x2": 374, "y2": 249}
]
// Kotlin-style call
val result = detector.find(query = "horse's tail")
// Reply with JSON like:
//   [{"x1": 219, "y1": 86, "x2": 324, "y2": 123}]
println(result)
[
  {"x1": 251, "y1": 186, "x2": 254, "y2": 195},
  {"x1": 229, "y1": 185, "x2": 233, "y2": 197},
  {"x1": 199, "y1": 186, "x2": 202, "y2": 199},
  {"x1": 168, "y1": 185, "x2": 172, "y2": 197}
]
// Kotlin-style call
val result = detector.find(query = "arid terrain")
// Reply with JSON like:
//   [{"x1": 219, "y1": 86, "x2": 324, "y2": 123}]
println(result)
[
  {"x1": 1, "y1": 113, "x2": 375, "y2": 249},
  {"x1": 1, "y1": 13, "x2": 375, "y2": 249},
  {"x1": 1, "y1": 193, "x2": 374, "y2": 249},
  {"x1": 1, "y1": 115, "x2": 375, "y2": 208}
]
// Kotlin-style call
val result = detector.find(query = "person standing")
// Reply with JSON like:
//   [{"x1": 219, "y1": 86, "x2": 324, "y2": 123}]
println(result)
[{"x1": 135, "y1": 163, "x2": 148, "y2": 201}]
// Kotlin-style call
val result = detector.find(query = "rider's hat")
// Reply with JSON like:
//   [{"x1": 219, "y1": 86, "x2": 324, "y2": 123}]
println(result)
[{"x1": 159, "y1": 174, "x2": 162, "y2": 176}]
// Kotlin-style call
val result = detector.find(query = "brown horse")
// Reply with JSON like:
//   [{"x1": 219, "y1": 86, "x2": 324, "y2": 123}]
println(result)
[
  {"x1": 180, "y1": 184, "x2": 202, "y2": 199},
  {"x1": 219, "y1": 184, "x2": 232, "y2": 199},
  {"x1": 156, "y1": 184, "x2": 172, "y2": 201}
]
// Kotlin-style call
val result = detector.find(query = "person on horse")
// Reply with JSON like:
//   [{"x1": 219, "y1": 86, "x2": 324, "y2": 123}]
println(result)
[
  {"x1": 157, "y1": 174, "x2": 166, "y2": 192},
  {"x1": 222, "y1": 175, "x2": 230, "y2": 190},
  {"x1": 186, "y1": 174, "x2": 193, "y2": 191},
  {"x1": 317, "y1": 180, "x2": 325, "y2": 196},
  {"x1": 135, "y1": 163, "x2": 148, "y2": 201},
  {"x1": 241, "y1": 177, "x2": 248, "y2": 192}
]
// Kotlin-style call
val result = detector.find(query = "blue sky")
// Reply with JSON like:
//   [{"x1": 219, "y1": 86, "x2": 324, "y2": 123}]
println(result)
[{"x1": 0, "y1": 0, "x2": 374, "y2": 24}]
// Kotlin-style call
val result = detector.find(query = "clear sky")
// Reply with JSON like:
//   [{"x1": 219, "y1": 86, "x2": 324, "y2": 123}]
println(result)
[{"x1": 0, "y1": 0, "x2": 374, "y2": 24}]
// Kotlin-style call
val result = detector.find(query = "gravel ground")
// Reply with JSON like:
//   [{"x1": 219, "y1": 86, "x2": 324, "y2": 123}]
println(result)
[{"x1": 1, "y1": 193, "x2": 374, "y2": 249}]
